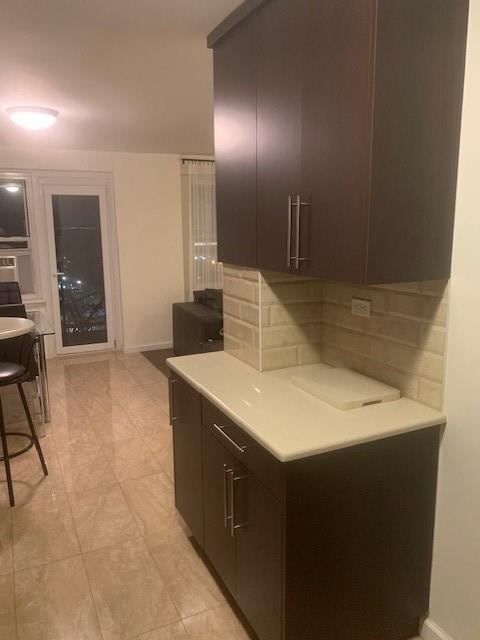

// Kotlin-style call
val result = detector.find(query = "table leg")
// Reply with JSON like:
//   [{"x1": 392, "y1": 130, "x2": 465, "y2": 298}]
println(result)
[{"x1": 35, "y1": 335, "x2": 51, "y2": 424}]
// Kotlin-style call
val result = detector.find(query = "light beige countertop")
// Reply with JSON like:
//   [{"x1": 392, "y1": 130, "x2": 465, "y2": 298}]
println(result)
[{"x1": 167, "y1": 351, "x2": 445, "y2": 462}]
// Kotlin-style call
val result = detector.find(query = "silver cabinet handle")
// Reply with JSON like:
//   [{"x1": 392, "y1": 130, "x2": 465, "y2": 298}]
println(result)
[
  {"x1": 212, "y1": 423, "x2": 247, "y2": 455},
  {"x1": 287, "y1": 195, "x2": 293, "y2": 268},
  {"x1": 294, "y1": 195, "x2": 311, "y2": 271},
  {"x1": 223, "y1": 465, "x2": 233, "y2": 529},
  {"x1": 168, "y1": 378, "x2": 177, "y2": 425},
  {"x1": 230, "y1": 472, "x2": 247, "y2": 537},
  {"x1": 294, "y1": 194, "x2": 301, "y2": 271}
]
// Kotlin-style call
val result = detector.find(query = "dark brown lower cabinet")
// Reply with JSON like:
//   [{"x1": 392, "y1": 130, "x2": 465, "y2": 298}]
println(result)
[
  {"x1": 202, "y1": 427, "x2": 237, "y2": 595},
  {"x1": 169, "y1": 376, "x2": 204, "y2": 545},
  {"x1": 235, "y1": 467, "x2": 283, "y2": 640},
  {"x1": 202, "y1": 425, "x2": 283, "y2": 640},
  {"x1": 170, "y1": 375, "x2": 441, "y2": 640}
]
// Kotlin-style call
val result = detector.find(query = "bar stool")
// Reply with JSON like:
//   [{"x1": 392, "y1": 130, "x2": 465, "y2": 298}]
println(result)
[{"x1": 0, "y1": 318, "x2": 48, "y2": 506}]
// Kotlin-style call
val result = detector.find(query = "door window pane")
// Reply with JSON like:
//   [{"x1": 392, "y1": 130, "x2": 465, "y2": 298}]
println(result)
[
  {"x1": 0, "y1": 179, "x2": 35, "y2": 295},
  {"x1": 52, "y1": 194, "x2": 108, "y2": 347},
  {"x1": 0, "y1": 180, "x2": 28, "y2": 241}
]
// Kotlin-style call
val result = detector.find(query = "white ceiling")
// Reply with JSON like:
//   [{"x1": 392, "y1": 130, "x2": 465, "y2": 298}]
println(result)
[{"x1": 0, "y1": 0, "x2": 243, "y2": 154}]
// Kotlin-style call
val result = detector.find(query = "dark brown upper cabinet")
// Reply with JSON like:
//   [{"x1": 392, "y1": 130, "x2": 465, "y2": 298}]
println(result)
[
  {"x1": 208, "y1": 0, "x2": 468, "y2": 285},
  {"x1": 213, "y1": 14, "x2": 257, "y2": 269}
]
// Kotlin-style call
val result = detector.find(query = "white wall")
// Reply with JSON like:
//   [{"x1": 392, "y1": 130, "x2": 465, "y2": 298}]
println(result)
[
  {"x1": 424, "y1": 3, "x2": 480, "y2": 640},
  {"x1": 112, "y1": 153, "x2": 184, "y2": 351},
  {"x1": 0, "y1": 147, "x2": 185, "y2": 352}
]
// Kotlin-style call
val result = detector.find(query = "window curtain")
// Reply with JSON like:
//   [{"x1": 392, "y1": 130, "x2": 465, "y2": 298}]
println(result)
[{"x1": 183, "y1": 159, "x2": 222, "y2": 299}]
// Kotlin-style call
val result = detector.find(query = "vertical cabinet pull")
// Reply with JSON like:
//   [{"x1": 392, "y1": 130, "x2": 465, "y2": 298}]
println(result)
[
  {"x1": 294, "y1": 194, "x2": 301, "y2": 271},
  {"x1": 168, "y1": 378, "x2": 177, "y2": 425},
  {"x1": 229, "y1": 472, "x2": 247, "y2": 537},
  {"x1": 223, "y1": 465, "x2": 233, "y2": 529},
  {"x1": 288, "y1": 194, "x2": 311, "y2": 271},
  {"x1": 287, "y1": 195, "x2": 293, "y2": 268}
]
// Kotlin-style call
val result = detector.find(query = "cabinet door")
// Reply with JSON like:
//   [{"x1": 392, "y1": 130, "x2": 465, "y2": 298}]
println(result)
[
  {"x1": 202, "y1": 427, "x2": 236, "y2": 596},
  {"x1": 235, "y1": 470, "x2": 283, "y2": 640},
  {"x1": 299, "y1": 0, "x2": 375, "y2": 282},
  {"x1": 171, "y1": 376, "x2": 204, "y2": 545},
  {"x1": 256, "y1": 0, "x2": 304, "y2": 273},
  {"x1": 214, "y1": 15, "x2": 257, "y2": 268}
]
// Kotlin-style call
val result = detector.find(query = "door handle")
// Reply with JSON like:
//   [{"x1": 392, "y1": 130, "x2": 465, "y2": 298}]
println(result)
[{"x1": 52, "y1": 272, "x2": 65, "y2": 277}]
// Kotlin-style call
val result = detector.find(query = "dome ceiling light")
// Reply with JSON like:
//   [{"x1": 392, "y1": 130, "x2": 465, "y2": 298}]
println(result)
[
  {"x1": 2, "y1": 184, "x2": 21, "y2": 193},
  {"x1": 6, "y1": 106, "x2": 59, "y2": 130}
]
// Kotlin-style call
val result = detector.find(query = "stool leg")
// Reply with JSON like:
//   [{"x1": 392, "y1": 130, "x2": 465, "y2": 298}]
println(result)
[
  {"x1": 18, "y1": 384, "x2": 48, "y2": 477},
  {"x1": 0, "y1": 398, "x2": 15, "y2": 507}
]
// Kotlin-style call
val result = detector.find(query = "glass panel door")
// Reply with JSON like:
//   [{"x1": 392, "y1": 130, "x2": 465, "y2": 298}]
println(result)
[{"x1": 45, "y1": 186, "x2": 115, "y2": 354}]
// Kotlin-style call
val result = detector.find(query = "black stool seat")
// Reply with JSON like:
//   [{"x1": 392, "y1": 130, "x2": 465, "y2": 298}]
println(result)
[{"x1": 0, "y1": 362, "x2": 26, "y2": 385}]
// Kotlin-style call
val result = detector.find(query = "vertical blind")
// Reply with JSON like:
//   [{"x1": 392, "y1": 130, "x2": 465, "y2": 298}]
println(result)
[{"x1": 183, "y1": 159, "x2": 222, "y2": 299}]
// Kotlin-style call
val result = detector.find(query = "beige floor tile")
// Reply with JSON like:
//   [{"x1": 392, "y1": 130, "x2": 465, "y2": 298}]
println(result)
[
  {"x1": 74, "y1": 385, "x2": 114, "y2": 406},
  {"x1": 122, "y1": 397, "x2": 166, "y2": 418},
  {"x1": 105, "y1": 438, "x2": 161, "y2": 482},
  {"x1": 147, "y1": 531, "x2": 225, "y2": 618},
  {"x1": 0, "y1": 573, "x2": 16, "y2": 640},
  {"x1": 15, "y1": 555, "x2": 102, "y2": 640},
  {"x1": 121, "y1": 472, "x2": 179, "y2": 538},
  {"x1": 144, "y1": 431, "x2": 174, "y2": 481},
  {"x1": 141, "y1": 385, "x2": 170, "y2": 415},
  {"x1": 53, "y1": 418, "x2": 99, "y2": 451},
  {"x1": 51, "y1": 396, "x2": 88, "y2": 421},
  {"x1": 142, "y1": 381, "x2": 169, "y2": 401},
  {"x1": 132, "y1": 368, "x2": 168, "y2": 385},
  {"x1": 59, "y1": 442, "x2": 117, "y2": 493},
  {"x1": 128, "y1": 406, "x2": 171, "y2": 438},
  {"x1": 182, "y1": 605, "x2": 250, "y2": 640},
  {"x1": 109, "y1": 383, "x2": 148, "y2": 406},
  {"x1": 90, "y1": 412, "x2": 139, "y2": 443},
  {"x1": 0, "y1": 440, "x2": 66, "y2": 509},
  {"x1": 69, "y1": 484, "x2": 141, "y2": 552},
  {"x1": 103, "y1": 370, "x2": 138, "y2": 392},
  {"x1": 0, "y1": 508, "x2": 13, "y2": 576},
  {"x1": 13, "y1": 492, "x2": 80, "y2": 571},
  {"x1": 84, "y1": 537, "x2": 179, "y2": 640},
  {"x1": 136, "y1": 621, "x2": 190, "y2": 640},
  {"x1": 82, "y1": 397, "x2": 126, "y2": 421}
]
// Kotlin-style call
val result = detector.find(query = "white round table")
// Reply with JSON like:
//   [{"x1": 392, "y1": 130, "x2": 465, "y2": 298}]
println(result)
[{"x1": 0, "y1": 317, "x2": 35, "y2": 340}]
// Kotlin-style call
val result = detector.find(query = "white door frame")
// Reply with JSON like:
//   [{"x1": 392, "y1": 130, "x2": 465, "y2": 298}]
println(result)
[{"x1": 43, "y1": 182, "x2": 117, "y2": 355}]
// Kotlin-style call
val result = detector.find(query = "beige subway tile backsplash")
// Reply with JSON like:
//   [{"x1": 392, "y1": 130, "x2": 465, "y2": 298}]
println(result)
[
  {"x1": 269, "y1": 302, "x2": 323, "y2": 326},
  {"x1": 388, "y1": 291, "x2": 448, "y2": 326},
  {"x1": 224, "y1": 276, "x2": 258, "y2": 304},
  {"x1": 223, "y1": 315, "x2": 259, "y2": 348},
  {"x1": 262, "y1": 324, "x2": 312, "y2": 349},
  {"x1": 262, "y1": 346, "x2": 298, "y2": 370},
  {"x1": 222, "y1": 265, "x2": 448, "y2": 410}
]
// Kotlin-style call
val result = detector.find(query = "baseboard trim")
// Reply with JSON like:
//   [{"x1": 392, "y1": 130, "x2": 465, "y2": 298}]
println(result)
[
  {"x1": 421, "y1": 618, "x2": 455, "y2": 640},
  {"x1": 123, "y1": 342, "x2": 173, "y2": 354}
]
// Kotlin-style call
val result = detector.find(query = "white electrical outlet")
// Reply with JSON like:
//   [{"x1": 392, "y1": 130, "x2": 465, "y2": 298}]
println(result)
[{"x1": 351, "y1": 297, "x2": 372, "y2": 318}]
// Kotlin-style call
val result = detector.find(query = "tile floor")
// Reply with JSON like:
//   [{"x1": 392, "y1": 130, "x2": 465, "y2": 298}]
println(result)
[{"x1": 0, "y1": 351, "x2": 251, "y2": 640}]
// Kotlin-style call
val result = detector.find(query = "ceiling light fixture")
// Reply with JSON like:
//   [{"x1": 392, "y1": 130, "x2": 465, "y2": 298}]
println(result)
[
  {"x1": 2, "y1": 184, "x2": 20, "y2": 193},
  {"x1": 7, "y1": 106, "x2": 59, "y2": 130}
]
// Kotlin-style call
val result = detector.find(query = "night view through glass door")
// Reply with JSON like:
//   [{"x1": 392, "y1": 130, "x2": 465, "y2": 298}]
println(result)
[{"x1": 51, "y1": 194, "x2": 109, "y2": 348}]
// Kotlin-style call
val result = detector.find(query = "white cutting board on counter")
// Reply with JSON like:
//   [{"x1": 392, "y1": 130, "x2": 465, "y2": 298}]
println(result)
[{"x1": 290, "y1": 365, "x2": 400, "y2": 410}]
